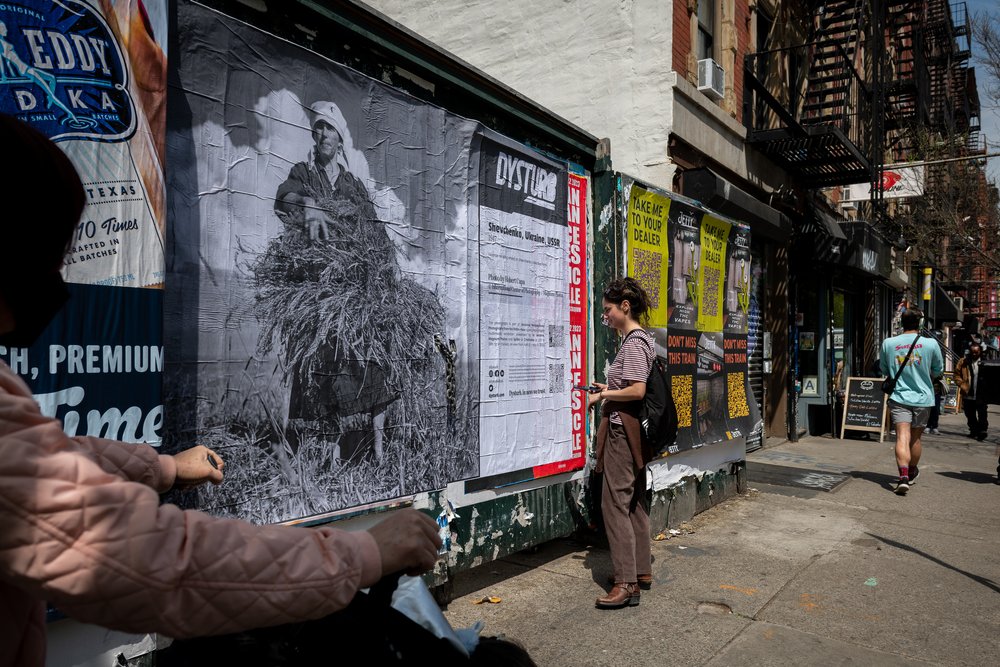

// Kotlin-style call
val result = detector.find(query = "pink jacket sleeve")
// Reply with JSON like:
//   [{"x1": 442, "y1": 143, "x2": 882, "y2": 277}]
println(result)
[
  {"x1": 66, "y1": 436, "x2": 178, "y2": 493},
  {"x1": 0, "y1": 363, "x2": 383, "y2": 638}
]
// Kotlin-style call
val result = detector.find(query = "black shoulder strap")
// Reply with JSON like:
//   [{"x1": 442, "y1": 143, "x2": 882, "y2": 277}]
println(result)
[
  {"x1": 892, "y1": 334, "x2": 921, "y2": 382},
  {"x1": 622, "y1": 329, "x2": 657, "y2": 382},
  {"x1": 622, "y1": 328, "x2": 653, "y2": 350}
]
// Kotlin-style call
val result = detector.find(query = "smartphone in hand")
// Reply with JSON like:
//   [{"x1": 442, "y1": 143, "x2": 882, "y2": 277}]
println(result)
[{"x1": 573, "y1": 385, "x2": 600, "y2": 393}]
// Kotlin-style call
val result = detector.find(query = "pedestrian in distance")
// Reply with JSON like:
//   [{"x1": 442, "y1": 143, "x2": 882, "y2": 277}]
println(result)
[
  {"x1": 0, "y1": 113, "x2": 442, "y2": 667},
  {"x1": 586, "y1": 277, "x2": 655, "y2": 609},
  {"x1": 879, "y1": 307, "x2": 944, "y2": 495},
  {"x1": 955, "y1": 342, "x2": 989, "y2": 441},
  {"x1": 923, "y1": 331, "x2": 946, "y2": 435},
  {"x1": 925, "y1": 389, "x2": 942, "y2": 435}
]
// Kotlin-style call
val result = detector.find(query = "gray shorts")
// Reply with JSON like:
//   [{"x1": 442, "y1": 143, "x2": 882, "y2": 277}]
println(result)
[{"x1": 888, "y1": 400, "x2": 931, "y2": 429}]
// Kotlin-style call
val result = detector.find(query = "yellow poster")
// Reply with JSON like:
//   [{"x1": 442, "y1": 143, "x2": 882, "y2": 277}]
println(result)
[
  {"x1": 696, "y1": 215, "x2": 731, "y2": 332},
  {"x1": 626, "y1": 186, "x2": 670, "y2": 328}
]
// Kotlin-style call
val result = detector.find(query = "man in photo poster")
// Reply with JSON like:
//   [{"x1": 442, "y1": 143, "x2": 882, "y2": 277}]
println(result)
[
  {"x1": 166, "y1": 3, "x2": 486, "y2": 525},
  {"x1": 256, "y1": 99, "x2": 445, "y2": 464}
]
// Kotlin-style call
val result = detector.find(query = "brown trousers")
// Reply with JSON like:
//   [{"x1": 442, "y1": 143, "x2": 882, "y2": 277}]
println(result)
[{"x1": 601, "y1": 421, "x2": 651, "y2": 583}]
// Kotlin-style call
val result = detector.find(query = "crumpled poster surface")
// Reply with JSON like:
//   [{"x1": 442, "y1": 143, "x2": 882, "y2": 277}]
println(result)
[
  {"x1": 166, "y1": 1, "x2": 580, "y2": 523},
  {"x1": 476, "y1": 134, "x2": 572, "y2": 478}
]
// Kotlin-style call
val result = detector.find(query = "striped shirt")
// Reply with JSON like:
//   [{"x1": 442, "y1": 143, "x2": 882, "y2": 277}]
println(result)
[{"x1": 608, "y1": 328, "x2": 655, "y2": 424}]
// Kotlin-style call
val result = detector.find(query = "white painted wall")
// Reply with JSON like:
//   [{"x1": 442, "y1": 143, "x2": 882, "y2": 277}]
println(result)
[
  {"x1": 366, "y1": 0, "x2": 676, "y2": 189},
  {"x1": 368, "y1": 0, "x2": 789, "y2": 190}
]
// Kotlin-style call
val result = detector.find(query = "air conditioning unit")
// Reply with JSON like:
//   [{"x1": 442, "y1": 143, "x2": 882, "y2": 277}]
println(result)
[
  {"x1": 840, "y1": 187, "x2": 856, "y2": 210},
  {"x1": 697, "y1": 58, "x2": 725, "y2": 101}
]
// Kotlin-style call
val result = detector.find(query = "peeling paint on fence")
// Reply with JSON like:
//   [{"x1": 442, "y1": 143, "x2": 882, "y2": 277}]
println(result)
[{"x1": 510, "y1": 494, "x2": 535, "y2": 527}]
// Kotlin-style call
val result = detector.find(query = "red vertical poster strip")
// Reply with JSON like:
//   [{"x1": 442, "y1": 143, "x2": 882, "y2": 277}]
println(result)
[{"x1": 533, "y1": 173, "x2": 588, "y2": 478}]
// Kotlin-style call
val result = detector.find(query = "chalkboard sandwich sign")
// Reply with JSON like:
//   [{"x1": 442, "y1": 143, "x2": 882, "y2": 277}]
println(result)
[{"x1": 841, "y1": 377, "x2": 888, "y2": 442}]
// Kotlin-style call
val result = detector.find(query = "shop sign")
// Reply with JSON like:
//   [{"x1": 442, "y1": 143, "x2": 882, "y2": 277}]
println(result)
[{"x1": 843, "y1": 166, "x2": 924, "y2": 201}]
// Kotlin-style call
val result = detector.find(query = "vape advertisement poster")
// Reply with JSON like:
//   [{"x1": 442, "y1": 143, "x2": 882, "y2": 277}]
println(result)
[
  {"x1": 621, "y1": 182, "x2": 752, "y2": 454},
  {"x1": 723, "y1": 225, "x2": 751, "y2": 335},
  {"x1": 626, "y1": 184, "x2": 670, "y2": 328},
  {"x1": 722, "y1": 225, "x2": 753, "y2": 440},
  {"x1": 665, "y1": 329, "x2": 698, "y2": 453},
  {"x1": 696, "y1": 215, "x2": 731, "y2": 333},
  {"x1": 666, "y1": 200, "x2": 702, "y2": 330}
]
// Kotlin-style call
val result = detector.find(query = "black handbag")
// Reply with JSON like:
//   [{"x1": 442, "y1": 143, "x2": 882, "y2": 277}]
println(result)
[{"x1": 882, "y1": 334, "x2": 921, "y2": 395}]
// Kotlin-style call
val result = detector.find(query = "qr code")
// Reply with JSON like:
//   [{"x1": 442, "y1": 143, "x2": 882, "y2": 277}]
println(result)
[
  {"x1": 549, "y1": 363, "x2": 564, "y2": 394},
  {"x1": 727, "y1": 372, "x2": 750, "y2": 418},
  {"x1": 671, "y1": 375, "x2": 693, "y2": 427},
  {"x1": 702, "y1": 265, "x2": 721, "y2": 317},
  {"x1": 630, "y1": 247, "x2": 661, "y2": 311},
  {"x1": 548, "y1": 325, "x2": 564, "y2": 347}
]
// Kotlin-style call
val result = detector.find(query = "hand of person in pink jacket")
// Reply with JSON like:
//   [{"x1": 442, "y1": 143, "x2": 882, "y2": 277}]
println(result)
[
  {"x1": 172, "y1": 445, "x2": 225, "y2": 488},
  {"x1": 367, "y1": 509, "x2": 443, "y2": 576}
]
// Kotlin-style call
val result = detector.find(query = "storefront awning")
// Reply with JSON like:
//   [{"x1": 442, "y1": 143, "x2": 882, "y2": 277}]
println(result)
[
  {"x1": 680, "y1": 168, "x2": 792, "y2": 242},
  {"x1": 935, "y1": 284, "x2": 962, "y2": 323},
  {"x1": 812, "y1": 208, "x2": 848, "y2": 240},
  {"x1": 838, "y1": 221, "x2": 892, "y2": 279},
  {"x1": 792, "y1": 206, "x2": 845, "y2": 265}
]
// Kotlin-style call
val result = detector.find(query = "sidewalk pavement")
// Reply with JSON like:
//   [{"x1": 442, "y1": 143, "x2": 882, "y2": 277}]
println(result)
[{"x1": 441, "y1": 406, "x2": 1000, "y2": 666}]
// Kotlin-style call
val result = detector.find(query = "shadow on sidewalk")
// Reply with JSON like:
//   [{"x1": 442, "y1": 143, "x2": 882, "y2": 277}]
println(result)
[
  {"x1": 936, "y1": 470, "x2": 999, "y2": 485},
  {"x1": 846, "y1": 470, "x2": 896, "y2": 491},
  {"x1": 867, "y1": 533, "x2": 1000, "y2": 595},
  {"x1": 446, "y1": 534, "x2": 609, "y2": 601}
]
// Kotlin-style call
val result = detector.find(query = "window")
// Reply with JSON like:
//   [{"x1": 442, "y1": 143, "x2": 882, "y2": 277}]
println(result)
[{"x1": 697, "y1": 0, "x2": 716, "y2": 60}]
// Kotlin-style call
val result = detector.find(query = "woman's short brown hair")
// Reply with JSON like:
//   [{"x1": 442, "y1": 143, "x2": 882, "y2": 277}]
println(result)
[{"x1": 603, "y1": 277, "x2": 652, "y2": 324}]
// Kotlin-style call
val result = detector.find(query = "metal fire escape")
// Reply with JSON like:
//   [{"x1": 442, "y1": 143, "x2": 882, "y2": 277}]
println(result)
[
  {"x1": 744, "y1": 1, "x2": 981, "y2": 214},
  {"x1": 884, "y1": 1, "x2": 929, "y2": 162},
  {"x1": 743, "y1": 0, "x2": 884, "y2": 191},
  {"x1": 928, "y1": 2, "x2": 979, "y2": 153},
  {"x1": 884, "y1": 1, "x2": 984, "y2": 315}
]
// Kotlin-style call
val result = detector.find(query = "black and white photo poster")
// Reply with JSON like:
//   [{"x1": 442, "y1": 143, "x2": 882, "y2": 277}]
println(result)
[{"x1": 167, "y1": 1, "x2": 480, "y2": 523}]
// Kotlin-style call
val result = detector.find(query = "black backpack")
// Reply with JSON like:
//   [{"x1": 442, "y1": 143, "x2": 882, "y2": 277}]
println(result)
[{"x1": 624, "y1": 331, "x2": 678, "y2": 453}]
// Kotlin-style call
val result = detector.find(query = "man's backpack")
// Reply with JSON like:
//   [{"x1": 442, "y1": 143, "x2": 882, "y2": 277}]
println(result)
[{"x1": 625, "y1": 331, "x2": 679, "y2": 453}]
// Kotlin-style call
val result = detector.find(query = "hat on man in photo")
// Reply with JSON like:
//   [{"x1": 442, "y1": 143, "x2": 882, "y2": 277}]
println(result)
[{"x1": 307, "y1": 100, "x2": 350, "y2": 143}]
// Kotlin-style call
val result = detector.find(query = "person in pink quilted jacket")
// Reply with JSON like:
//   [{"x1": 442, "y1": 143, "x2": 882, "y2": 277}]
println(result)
[{"x1": 0, "y1": 115, "x2": 442, "y2": 667}]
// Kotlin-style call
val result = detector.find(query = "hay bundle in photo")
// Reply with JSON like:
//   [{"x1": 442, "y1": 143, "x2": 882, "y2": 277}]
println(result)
[{"x1": 252, "y1": 190, "x2": 446, "y2": 436}]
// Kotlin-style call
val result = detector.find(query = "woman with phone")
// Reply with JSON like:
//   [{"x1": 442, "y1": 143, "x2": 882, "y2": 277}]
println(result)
[{"x1": 585, "y1": 277, "x2": 655, "y2": 608}]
